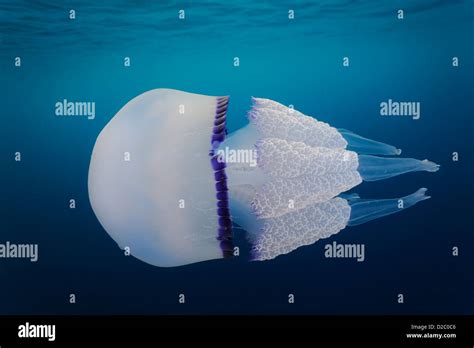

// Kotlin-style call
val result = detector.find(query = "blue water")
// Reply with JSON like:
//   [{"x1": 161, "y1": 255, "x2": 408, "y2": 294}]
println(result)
[{"x1": 1, "y1": 0, "x2": 473, "y2": 315}]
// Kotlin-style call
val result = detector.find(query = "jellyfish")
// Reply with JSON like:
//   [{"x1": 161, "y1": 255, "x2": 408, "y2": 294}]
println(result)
[{"x1": 88, "y1": 89, "x2": 439, "y2": 267}]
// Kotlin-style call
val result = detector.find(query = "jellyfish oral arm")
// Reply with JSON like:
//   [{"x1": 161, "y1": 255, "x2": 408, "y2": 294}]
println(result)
[
  {"x1": 357, "y1": 155, "x2": 440, "y2": 182},
  {"x1": 338, "y1": 128, "x2": 401, "y2": 155},
  {"x1": 242, "y1": 188, "x2": 432, "y2": 261},
  {"x1": 347, "y1": 188, "x2": 431, "y2": 226}
]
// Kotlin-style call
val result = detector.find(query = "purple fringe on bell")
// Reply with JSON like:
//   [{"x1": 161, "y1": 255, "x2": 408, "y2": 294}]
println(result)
[{"x1": 209, "y1": 96, "x2": 233, "y2": 258}]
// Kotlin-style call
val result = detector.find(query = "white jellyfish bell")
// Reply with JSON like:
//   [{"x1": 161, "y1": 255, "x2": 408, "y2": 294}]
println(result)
[{"x1": 88, "y1": 89, "x2": 439, "y2": 267}]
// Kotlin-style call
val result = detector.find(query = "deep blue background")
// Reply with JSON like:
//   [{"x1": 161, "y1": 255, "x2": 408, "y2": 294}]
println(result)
[{"x1": 1, "y1": 0, "x2": 473, "y2": 314}]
